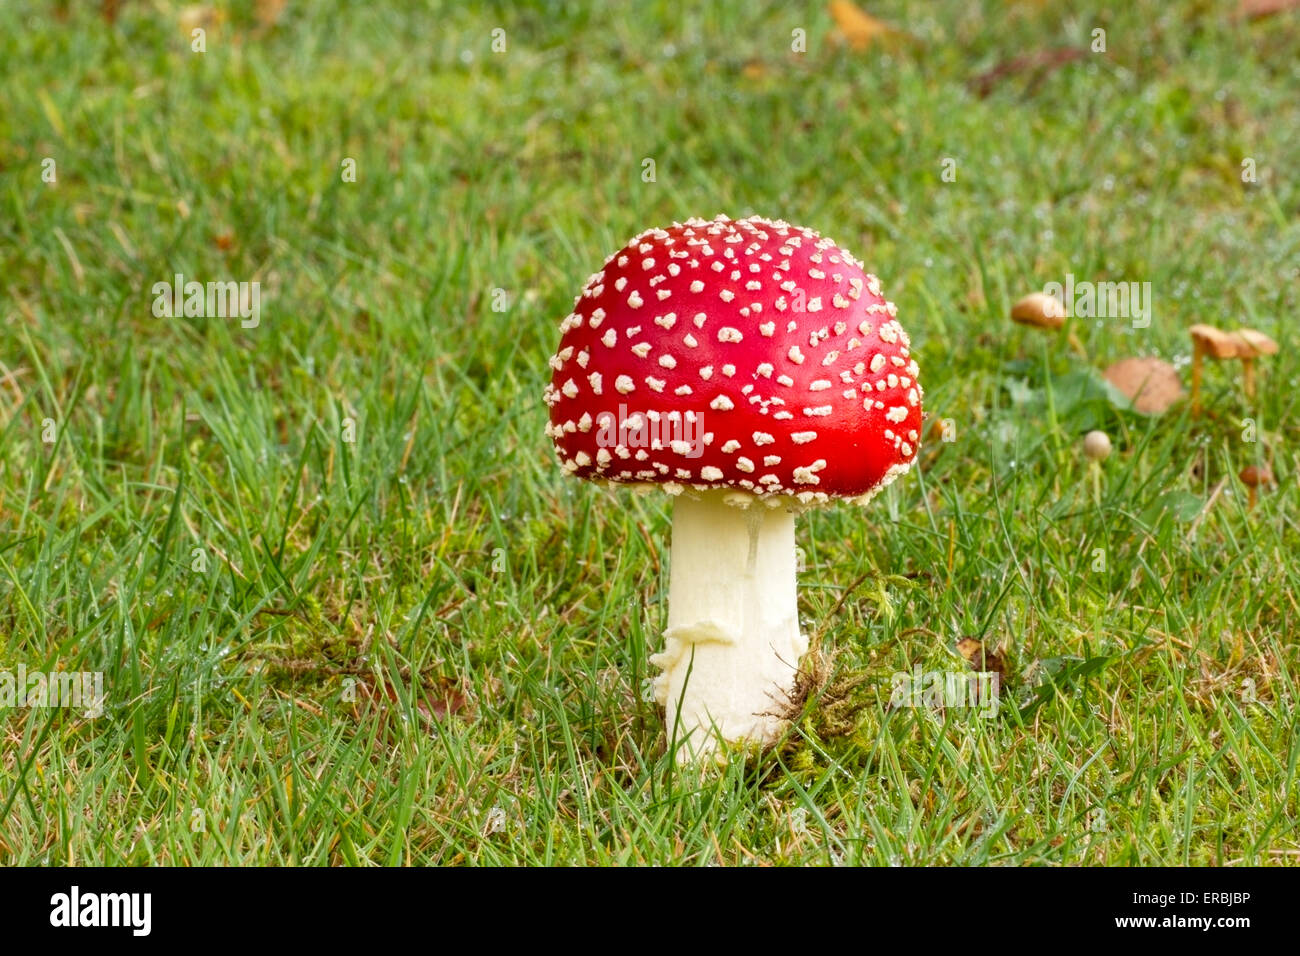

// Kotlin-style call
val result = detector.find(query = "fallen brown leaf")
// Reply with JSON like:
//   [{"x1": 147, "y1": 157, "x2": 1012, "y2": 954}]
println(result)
[
  {"x1": 256, "y1": 0, "x2": 288, "y2": 30},
  {"x1": 828, "y1": 0, "x2": 898, "y2": 51},
  {"x1": 356, "y1": 674, "x2": 472, "y2": 723},
  {"x1": 426, "y1": 678, "x2": 470, "y2": 720},
  {"x1": 956, "y1": 637, "x2": 1010, "y2": 686},
  {"x1": 179, "y1": 5, "x2": 220, "y2": 36},
  {"x1": 1238, "y1": 0, "x2": 1300, "y2": 19},
  {"x1": 1103, "y1": 356, "x2": 1185, "y2": 415}
]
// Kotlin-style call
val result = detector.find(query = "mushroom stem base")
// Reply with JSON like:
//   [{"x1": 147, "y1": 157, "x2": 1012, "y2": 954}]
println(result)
[{"x1": 651, "y1": 491, "x2": 806, "y2": 756}]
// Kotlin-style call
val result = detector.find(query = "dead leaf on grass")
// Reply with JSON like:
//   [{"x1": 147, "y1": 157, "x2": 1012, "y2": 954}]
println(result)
[
  {"x1": 1237, "y1": 0, "x2": 1300, "y2": 20},
  {"x1": 355, "y1": 675, "x2": 472, "y2": 724},
  {"x1": 256, "y1": 0, "x2": 288, "y2": 30},
  {"x1": 956, "y1": 637, "x2": 1010, "y2": 686},
  {"x1": 827, "y1": 1, "x2": 904, "y2": 51},
  {"x1": 1103, "y1": 356, "x2": 1185, "y2": 415}
]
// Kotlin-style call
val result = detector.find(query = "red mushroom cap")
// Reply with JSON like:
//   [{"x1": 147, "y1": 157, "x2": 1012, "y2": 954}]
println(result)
[{"x1": 544, "y1": 215, "x2": 923, "y2": 504}]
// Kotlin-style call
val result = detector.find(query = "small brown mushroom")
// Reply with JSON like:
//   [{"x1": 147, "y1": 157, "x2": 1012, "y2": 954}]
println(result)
[
  {"x1": 1011, "y1": 292, "x2": 1084, "y2": 354},
  {"x1": 1188, "y1": 324, "x2": 1239, "y2": 417},
  {"x1": 919, "y1": 415, "x2": 952, "y2": 469},
  {"x1": 1102, "y1": 357, "x2": 1185, "y2": 415},
  {"x1": 1227, "y1": 329, "x2": 1278, "y2": 400},
  {"x1": 1239, "y1": 464, "x2": 1273, "y2": 509},
  {"x1": 1012, "y1": 292, "x2": 1065, "y2": 329}
]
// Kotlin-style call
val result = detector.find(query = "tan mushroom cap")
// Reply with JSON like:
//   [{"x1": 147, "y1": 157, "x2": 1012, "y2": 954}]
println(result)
[
  {"x1": 1011, "y1": 292, "x2": 1066, "y2": 330},
  {"x1": 1239, "y1": 464, "x2": 1274, "y2": 487},
  {"x1": 1083, "y1": 430, "x2": 1112, "y2": 461},
  {"x1": 1189, "y1": 324, "x2": 1239, "y2": 359},
  {"x1": 1103, "y1": 356, "x2": 1185, "y2": 415},
  {"x1": 1227, "y1": 328, "x2": 1278, "y2": 358}
]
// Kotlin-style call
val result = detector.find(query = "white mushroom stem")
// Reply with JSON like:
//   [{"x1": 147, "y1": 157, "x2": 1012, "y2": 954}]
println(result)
[{"x1": 650, "y1": 490, "x2": 807, "y2": 756}]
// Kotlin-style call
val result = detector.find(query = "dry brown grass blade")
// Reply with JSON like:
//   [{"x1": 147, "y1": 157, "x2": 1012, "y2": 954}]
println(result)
[{"x1": 970, "y1": 47, "x2": 1087, "y2": 98}]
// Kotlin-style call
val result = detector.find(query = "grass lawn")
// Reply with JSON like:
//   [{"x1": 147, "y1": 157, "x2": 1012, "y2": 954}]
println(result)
[{"x1": 1, "y1": 0, "x2": 1298, "y2": 865}]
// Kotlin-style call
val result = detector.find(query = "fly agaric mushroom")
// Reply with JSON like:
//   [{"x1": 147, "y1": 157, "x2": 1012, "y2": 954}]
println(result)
[{"x1": 544, "y1": 215, "x2": 923, "y2": 754}]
